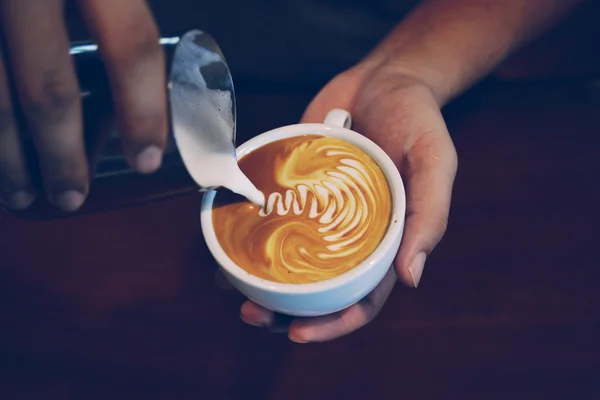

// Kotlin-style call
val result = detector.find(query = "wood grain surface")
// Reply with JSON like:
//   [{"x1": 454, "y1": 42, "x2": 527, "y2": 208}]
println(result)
[{"x1": 1, "y1": 79, "x2": 599, "y2": 399}]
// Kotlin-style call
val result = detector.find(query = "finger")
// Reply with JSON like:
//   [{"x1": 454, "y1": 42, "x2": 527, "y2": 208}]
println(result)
[
  {"x1": 240, "y1": 301, "x2": 294, "y2": 333},
  {"x1": 288, "y1": 267, "x2": 397, "y2": 343},
  {"x1": 0, "y1": 43, "x2": 35, "y2": 210},
  {"x1": 300, "y1": 68, "x2": 366, "y2": 123},
  {"x1": 1, "y1": 0, "x2": 88, "y2": 211},
  {"x1": 352, "y1": 83, "x2": 458, "y2": 288},
  {"x1": 77, "y1": 0, "x2": 167, "y2": 174},
  {"x1": 395, "y1": 127, "x2": 457, "y2": 288},
  {"x1": 240, "y1": 301, "x2": 275, "y2": 327}
]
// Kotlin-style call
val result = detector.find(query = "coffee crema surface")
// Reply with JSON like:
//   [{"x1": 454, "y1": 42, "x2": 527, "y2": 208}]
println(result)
[{"x1": 212, "y1": 135, "x2": 392, "y2": 284}]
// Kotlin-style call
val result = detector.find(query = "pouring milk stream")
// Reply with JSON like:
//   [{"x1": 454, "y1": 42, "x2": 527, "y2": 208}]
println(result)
[{"x1": 168, "y1": 30, "x2": 264, "y2": 207}]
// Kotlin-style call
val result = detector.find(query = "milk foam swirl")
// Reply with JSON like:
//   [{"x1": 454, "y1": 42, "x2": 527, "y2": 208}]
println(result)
[
  {"x1": 259, "y1": 155, "x2": 374, "y2": 254},
  {"x1": 212, "y1": 135, "x2": 392, "y2": 284}
]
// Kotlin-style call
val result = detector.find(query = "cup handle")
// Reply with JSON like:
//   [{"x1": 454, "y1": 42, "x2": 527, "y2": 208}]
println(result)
[{"x1": 323, "y1": 109, "x2": 352, "y2": 129}]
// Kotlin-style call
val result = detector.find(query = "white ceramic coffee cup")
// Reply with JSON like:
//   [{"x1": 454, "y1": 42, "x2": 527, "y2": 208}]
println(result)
[{"x1": 200, "y1": 109, "x2": 406, "y2": 317}]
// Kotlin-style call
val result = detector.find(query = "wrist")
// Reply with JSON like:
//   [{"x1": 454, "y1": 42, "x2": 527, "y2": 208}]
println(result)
[
  {"x1": 356, "y1": 0, "x2": 584, "y2": 106},
  {"x1": 355, "y1": 54, "x2": 450, "y2": 107}
]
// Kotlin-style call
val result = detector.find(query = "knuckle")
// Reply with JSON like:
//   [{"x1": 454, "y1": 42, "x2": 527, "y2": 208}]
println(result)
[
  {"x1": 40, "y1": 151, "x2": 86, "y2": 178},
  {"x1": 353, "y1": 302, "x2": 376, "y2": 327},
  {"x1": 106, "y1": 24, "x2": 161, "y2": 69},
  {"x1": 437, "y1": 213, "x2": 449, "y2": 237},
  {"x1": 123, "y1": 108, "x2": 164, "y2": 140},
  {"x1": 445, "y1": 139, "x2": 459, "y2": 173},
  {"x1": 427, "y1": 213, "x2": 449, "y2": 251},
  {"x1": 338, "y1": 313, "x2": 358, "y2": 334},
  {"x1": 364, "y1": 309, "x2": 378, "y2": 325},
  {"x1": 22, "y1": 70, "x2": 79, "y2": 125}
]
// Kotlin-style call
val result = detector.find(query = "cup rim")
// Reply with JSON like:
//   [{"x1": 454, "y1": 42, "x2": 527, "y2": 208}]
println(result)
[{"x1": 200, "y1": 122, "x2": 406, "y2": 295}]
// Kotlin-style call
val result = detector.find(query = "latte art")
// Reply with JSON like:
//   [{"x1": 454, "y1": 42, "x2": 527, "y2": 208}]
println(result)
[
  {"x1": 260, "y1": 153, "x2": 377, "y2": 256},
  {"x1": 212, "y1": 135, "x2": 392, "y2": 284}
]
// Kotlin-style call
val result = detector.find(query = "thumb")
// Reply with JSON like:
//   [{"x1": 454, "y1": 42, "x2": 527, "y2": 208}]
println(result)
[
  {"x1": 300, "y1": 69, "x2": 366, "y2": 123},
  {"x1": 394, "y1": 130, "x2": 457, "y2": 288}
]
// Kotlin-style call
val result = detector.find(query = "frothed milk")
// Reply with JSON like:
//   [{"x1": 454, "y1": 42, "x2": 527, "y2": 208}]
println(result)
[
  {"x1": 169, "y1": 33, "x2": 264, "y2": 206},
  {"x1": 212, "y1": 134, "x2": 392, "y2": 284}
]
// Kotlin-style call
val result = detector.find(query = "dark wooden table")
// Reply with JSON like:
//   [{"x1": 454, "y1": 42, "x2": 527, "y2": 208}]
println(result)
[{"x1": 1, "y1": 81, "x2": 599, "y2": 399}]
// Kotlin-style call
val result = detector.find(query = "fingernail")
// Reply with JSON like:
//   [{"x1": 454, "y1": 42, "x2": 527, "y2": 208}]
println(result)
[
  {"x1": 135, "y1": 146, "x2": 162, "y2": 174},
  {"x1": 1, "y1": 190, "x2": 35, "y2": 210},
  {"x1": 240, "y1": 314, "x2": 264, "y2": 327},
  {"x1": 289, "y1": 336, "x2": 309, "y2": 344},
  {"x1": 408, "y1": 252, "x2": 427, "y2": 288},
  {"x1": 52, "y1": 190, "x2": 85, "y2": 212}
]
